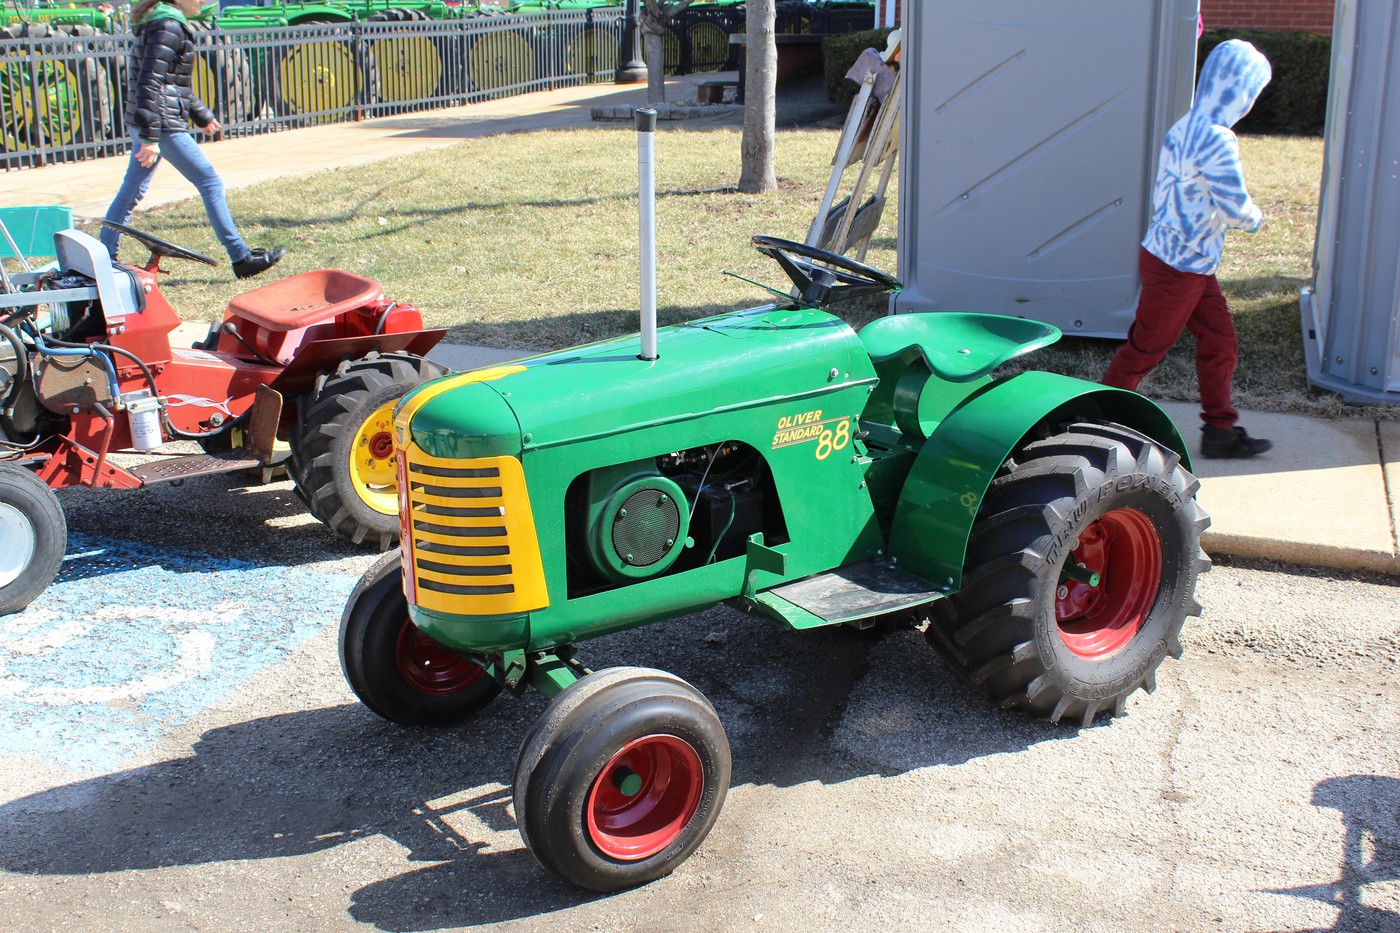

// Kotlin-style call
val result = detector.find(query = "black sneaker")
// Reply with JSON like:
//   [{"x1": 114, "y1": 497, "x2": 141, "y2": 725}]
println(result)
[
  {"x1": 1201, "y1": 425, "x2": 1272, "y2": 459},
  {"x1": 233, "y1": 246, "x2": 286, "y2": 279}
]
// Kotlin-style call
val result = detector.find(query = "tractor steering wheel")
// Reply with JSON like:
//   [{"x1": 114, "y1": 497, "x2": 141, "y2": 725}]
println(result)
[
  {"x1": 101, "y1": 220, "x2": 218, "y2": 267},
  {"x1": 752, "y1": 235, "x2": 901, "y2": 307}
]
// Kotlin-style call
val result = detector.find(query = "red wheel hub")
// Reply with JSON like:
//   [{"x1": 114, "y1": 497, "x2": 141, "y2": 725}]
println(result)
[
  {"x1": 1055, "y1": 508, "x2": 1162, "y2": 659},
  {"x1": 394, "y1": 619, "x2": 484, "y2": 696},
  {"x1": 586, "y1": 734, "x2": 703, "y2": 861},
  {"x1": 368, "y1": 430, "x2": 395, "y2": 461}
]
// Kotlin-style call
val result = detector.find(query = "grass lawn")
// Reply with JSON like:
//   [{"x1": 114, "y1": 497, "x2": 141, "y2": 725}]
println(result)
[{"x1": 102, "y1": 124, "x2": 1393, "y2": 420}]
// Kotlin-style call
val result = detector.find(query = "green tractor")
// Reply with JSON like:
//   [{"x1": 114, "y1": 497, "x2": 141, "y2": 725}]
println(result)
[{"x1": 339, "y1": 223, "x2": 1210, "y2": 890}]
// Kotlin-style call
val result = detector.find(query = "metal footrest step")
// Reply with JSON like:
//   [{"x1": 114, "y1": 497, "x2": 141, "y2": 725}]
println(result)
[
  {"x1": 132, "y1": 449, "x2": 262, "y2": 485},
  {"x1": 760, "y1": 560, "x2": 946, "y2": 628}
]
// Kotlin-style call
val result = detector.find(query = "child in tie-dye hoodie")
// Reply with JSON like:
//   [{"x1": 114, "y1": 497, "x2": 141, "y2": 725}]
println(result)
[{"x1": 1104, "y1": 39, "x2": 1273, "y2": 459}]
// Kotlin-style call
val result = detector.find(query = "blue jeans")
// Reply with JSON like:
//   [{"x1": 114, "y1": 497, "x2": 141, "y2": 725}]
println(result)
[{"x1": 100, "y1": 132, "x2": 249, "y2": 264}]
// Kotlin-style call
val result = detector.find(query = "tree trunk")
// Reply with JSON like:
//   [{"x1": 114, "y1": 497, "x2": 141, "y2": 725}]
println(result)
[
  {"x1": 639, "y1": 0, "x2": 695, "y2": 105},
  {"x1": 738, "y1": 0, "x2": 777, "y2": 193},
  {"x1": 642, "y1": 17, "x2": 667, "y2": 104}
]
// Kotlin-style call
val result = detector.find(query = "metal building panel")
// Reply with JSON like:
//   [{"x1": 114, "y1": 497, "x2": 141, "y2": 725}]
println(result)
[
  {"x1": 1302, "y1": 0, "x2": 1400, "y2": 403},
  {"x1": 895, "y1": 0, "x2": 1200, "y2": 337}
]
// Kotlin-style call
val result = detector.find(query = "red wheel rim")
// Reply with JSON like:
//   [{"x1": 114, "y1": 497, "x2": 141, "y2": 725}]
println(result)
[
  {"x1": 394, "y1": 619, "x2": 484, "y2": 696},
  {"x1": 586, "y1": 734, "x2": 704, "y2": 862},
  {"x1": 1055, "y1": 508, "x2": 1162, "y2": 659}
]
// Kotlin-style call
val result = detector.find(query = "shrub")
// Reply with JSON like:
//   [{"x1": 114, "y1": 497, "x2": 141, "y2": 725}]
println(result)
[
  {"x1": 822, "y1": 27, "x2": 893, "y2": 109},
  {"x1": 1198, "y1": 29, "x2": 1331, "y2": 134}
]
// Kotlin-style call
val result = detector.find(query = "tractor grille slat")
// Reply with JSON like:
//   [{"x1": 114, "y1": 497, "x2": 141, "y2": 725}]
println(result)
[
  {"x1": 416, "y1": 541, "x2": 510, "y2": 558},
  {"x1": 418, "y1": 579, "x2": 516, "y2": 597},
  {"x1": 410, "y1": 483, "x2": 504, "y2": 499},
  {"x1": 409, "y1": 464, "x2": 502, "y2": 479},
  {"x1": 415, "y1": 559, "x2": 511, "y2": 577},
  {"x1": 421, "y1": 504, "x2": 507, "y2": 519},
  {"x1": 413, "y1": 521, "x2": 507, "y2": 538}
]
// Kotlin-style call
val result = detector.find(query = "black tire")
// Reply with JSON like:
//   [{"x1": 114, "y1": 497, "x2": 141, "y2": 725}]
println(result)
[
  {"x1": 366, "y1": 8, "x2": 446, "y2": 104},
  {"x1": 0, "y1": 23, "x2": 111, "y2": 160},
  {"x1": 189, "y1": 21, "x2": 257, "y2": 124},
  {"x1": 925, "y1": 421, "x2": 1211, "y2": 727},
  {"x1": 54, "y1": 25, "x2": 113, "y2": 143},
  {"x1": 466, "y1": 26, "x2": 538, "y2": 95},
  {"x1": 340, "y1": 550, "x2": 501, "y2": 726},
  {"x1": 289, "y1": 351, "x2": 448, "y2": 549},
  {"x1": 562, "y1": 26, "x2": 619, "y2": 82},
  {"x1": 513, "y1": 667, "x2": 730, "y2": 892},
  {"x1": 0, "y1": 461, "x2": 66, "y2": 616},
  {"x1": 271, "y1": 24, "x2": 378, "y2": 122}
]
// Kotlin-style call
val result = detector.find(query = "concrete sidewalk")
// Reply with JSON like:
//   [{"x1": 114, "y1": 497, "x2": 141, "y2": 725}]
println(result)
[{"x1": 5, "y1": 75, "x2": 1397, "y2": 575}]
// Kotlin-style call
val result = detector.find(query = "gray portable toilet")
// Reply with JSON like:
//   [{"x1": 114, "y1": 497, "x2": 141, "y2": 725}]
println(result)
[
  {"x1": 1300, "y1": 0, "x2": 1400, "y2": 404},
  {"x1": 895, "y1": 0, "x2": 1201, "y2": 337}
]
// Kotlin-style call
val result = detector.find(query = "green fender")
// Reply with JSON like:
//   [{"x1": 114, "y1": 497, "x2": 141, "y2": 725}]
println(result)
[{"x1": 887, "y1": 371, "x2": 1191, "y2": 590}]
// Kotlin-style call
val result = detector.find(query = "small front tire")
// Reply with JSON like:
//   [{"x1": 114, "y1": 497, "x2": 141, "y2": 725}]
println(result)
[
  {"x1": 0, "y1": 462, "x2": 66, "y2": 616},
  {"x1": 513, "y1": 667, "x2": 730, "y2": 891},
  {"x1": 340, "y1": 550, "x2": 501, "y2": 726}
]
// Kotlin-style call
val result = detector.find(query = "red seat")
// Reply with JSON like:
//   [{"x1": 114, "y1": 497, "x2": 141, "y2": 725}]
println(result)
[{"x1": 226, "y1": 269, "x2": 384, "y2": 332}]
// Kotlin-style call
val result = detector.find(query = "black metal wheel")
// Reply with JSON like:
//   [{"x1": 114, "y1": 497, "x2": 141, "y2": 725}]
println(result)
[
  {"x1": 513, "y1": 667, "x2": 730, "y2": 891},
  {"x1": 100, "y1": 221, "x2": 218, "y2": 267},
  {"x1": 751, "y1": 234, "x2": 901, "y2": 305}
]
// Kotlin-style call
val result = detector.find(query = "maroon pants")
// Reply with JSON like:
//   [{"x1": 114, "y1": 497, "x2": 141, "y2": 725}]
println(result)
[{"x1": 1103, "y1": 247, "x2": 1238, "y2": 429}]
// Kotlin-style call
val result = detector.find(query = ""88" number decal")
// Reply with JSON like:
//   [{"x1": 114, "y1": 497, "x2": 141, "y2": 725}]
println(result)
[{"x1": 815, "y1": 420, "x2": 851, "y2": 460}]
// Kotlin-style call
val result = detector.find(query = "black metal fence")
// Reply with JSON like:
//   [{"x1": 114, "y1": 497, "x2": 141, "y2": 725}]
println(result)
[
  {"x1": 0, "y1": 3, "x2": 877, "y2": 171},
  {"x1": 0, "y1": 8, "x2": 637, "y2": 170}
]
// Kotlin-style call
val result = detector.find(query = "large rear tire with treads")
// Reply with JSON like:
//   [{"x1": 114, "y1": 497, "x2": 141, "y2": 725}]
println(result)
[{"x1": 925, "y1": 421, "x2": 1211, "y2": 727}]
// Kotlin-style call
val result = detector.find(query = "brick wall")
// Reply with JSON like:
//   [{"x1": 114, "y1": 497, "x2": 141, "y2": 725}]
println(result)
[
  {"x1": 882, "y1": 2, "x2": 1333, "y2": 35},
  {"x1": 1196, "y1": 1, "x2": 1334, "y2": 34}
]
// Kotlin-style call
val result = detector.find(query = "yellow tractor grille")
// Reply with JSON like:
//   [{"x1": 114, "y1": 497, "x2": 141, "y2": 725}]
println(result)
[{"x1": 400, "y1": 447, "x2": 548, "y2": 616}]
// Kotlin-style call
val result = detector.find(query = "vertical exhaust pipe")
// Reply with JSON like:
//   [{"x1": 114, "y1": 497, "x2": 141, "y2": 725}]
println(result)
[{"x1": 636, "y1": 107, "x2": 659, "y2": 361}]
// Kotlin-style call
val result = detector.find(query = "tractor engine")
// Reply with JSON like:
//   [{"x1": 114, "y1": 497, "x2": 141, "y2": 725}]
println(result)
[{"x1": 565, "y1": 441, "x2": 785, "y2": 598}]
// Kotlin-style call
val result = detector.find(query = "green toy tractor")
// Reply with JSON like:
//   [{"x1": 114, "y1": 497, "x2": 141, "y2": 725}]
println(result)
[{"x1": 339, "y1": 234, "x2": 1210, "y2": 891}]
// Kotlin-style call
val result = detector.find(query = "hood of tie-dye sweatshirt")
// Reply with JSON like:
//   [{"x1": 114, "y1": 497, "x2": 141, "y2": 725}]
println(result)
[
  {"x1": 1141, "y1": 40, "x2": 1273, "y2": 275},
  {"x1": 1194, "y1": 39, "x2": 1272, "y2": 129}
]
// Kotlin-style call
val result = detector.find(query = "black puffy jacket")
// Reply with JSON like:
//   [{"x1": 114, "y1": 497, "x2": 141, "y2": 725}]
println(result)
[{"x1": 124, "y1": 13, "x2": 214, "y2": 142}]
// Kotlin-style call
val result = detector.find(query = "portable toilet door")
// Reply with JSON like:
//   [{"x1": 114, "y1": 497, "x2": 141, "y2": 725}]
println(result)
[
  {"x1": 1301, "y1": 0, "x2": 1400, "y2": 404},
  {"x1": 895, "y1": 0, "x2": 1201, "y2": 337}
]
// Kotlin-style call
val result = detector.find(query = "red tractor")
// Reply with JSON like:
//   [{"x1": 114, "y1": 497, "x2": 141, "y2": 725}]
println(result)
[{"x1": 0, "y1": 221, "x2": 449, "y2": 615}]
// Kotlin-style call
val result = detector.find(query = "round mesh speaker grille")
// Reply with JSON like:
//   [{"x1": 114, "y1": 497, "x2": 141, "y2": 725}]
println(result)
[{"x1": 611, "y1": 487, "x2": 681, "y2": 567}]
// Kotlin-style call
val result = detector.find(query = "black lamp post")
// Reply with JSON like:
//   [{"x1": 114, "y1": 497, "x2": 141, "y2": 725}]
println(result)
[{"x1": 616, "y1": 0, "x2": 648, "y2": 84}]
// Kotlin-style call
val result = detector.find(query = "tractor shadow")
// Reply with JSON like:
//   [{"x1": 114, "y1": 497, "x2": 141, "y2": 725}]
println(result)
[{"x1": 0, "y1": 609, "x2": 1077, "y2": 929}]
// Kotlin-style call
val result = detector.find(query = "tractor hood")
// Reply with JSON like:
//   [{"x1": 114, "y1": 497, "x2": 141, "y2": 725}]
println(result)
[{"x1": 398, "y1": 305, "x2": 877, "y2": 459}]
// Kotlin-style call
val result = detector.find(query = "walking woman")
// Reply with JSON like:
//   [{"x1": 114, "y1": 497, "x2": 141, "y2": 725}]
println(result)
[{"x1": 100, "y1": 0, "x2": 285, "y2": 279}]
